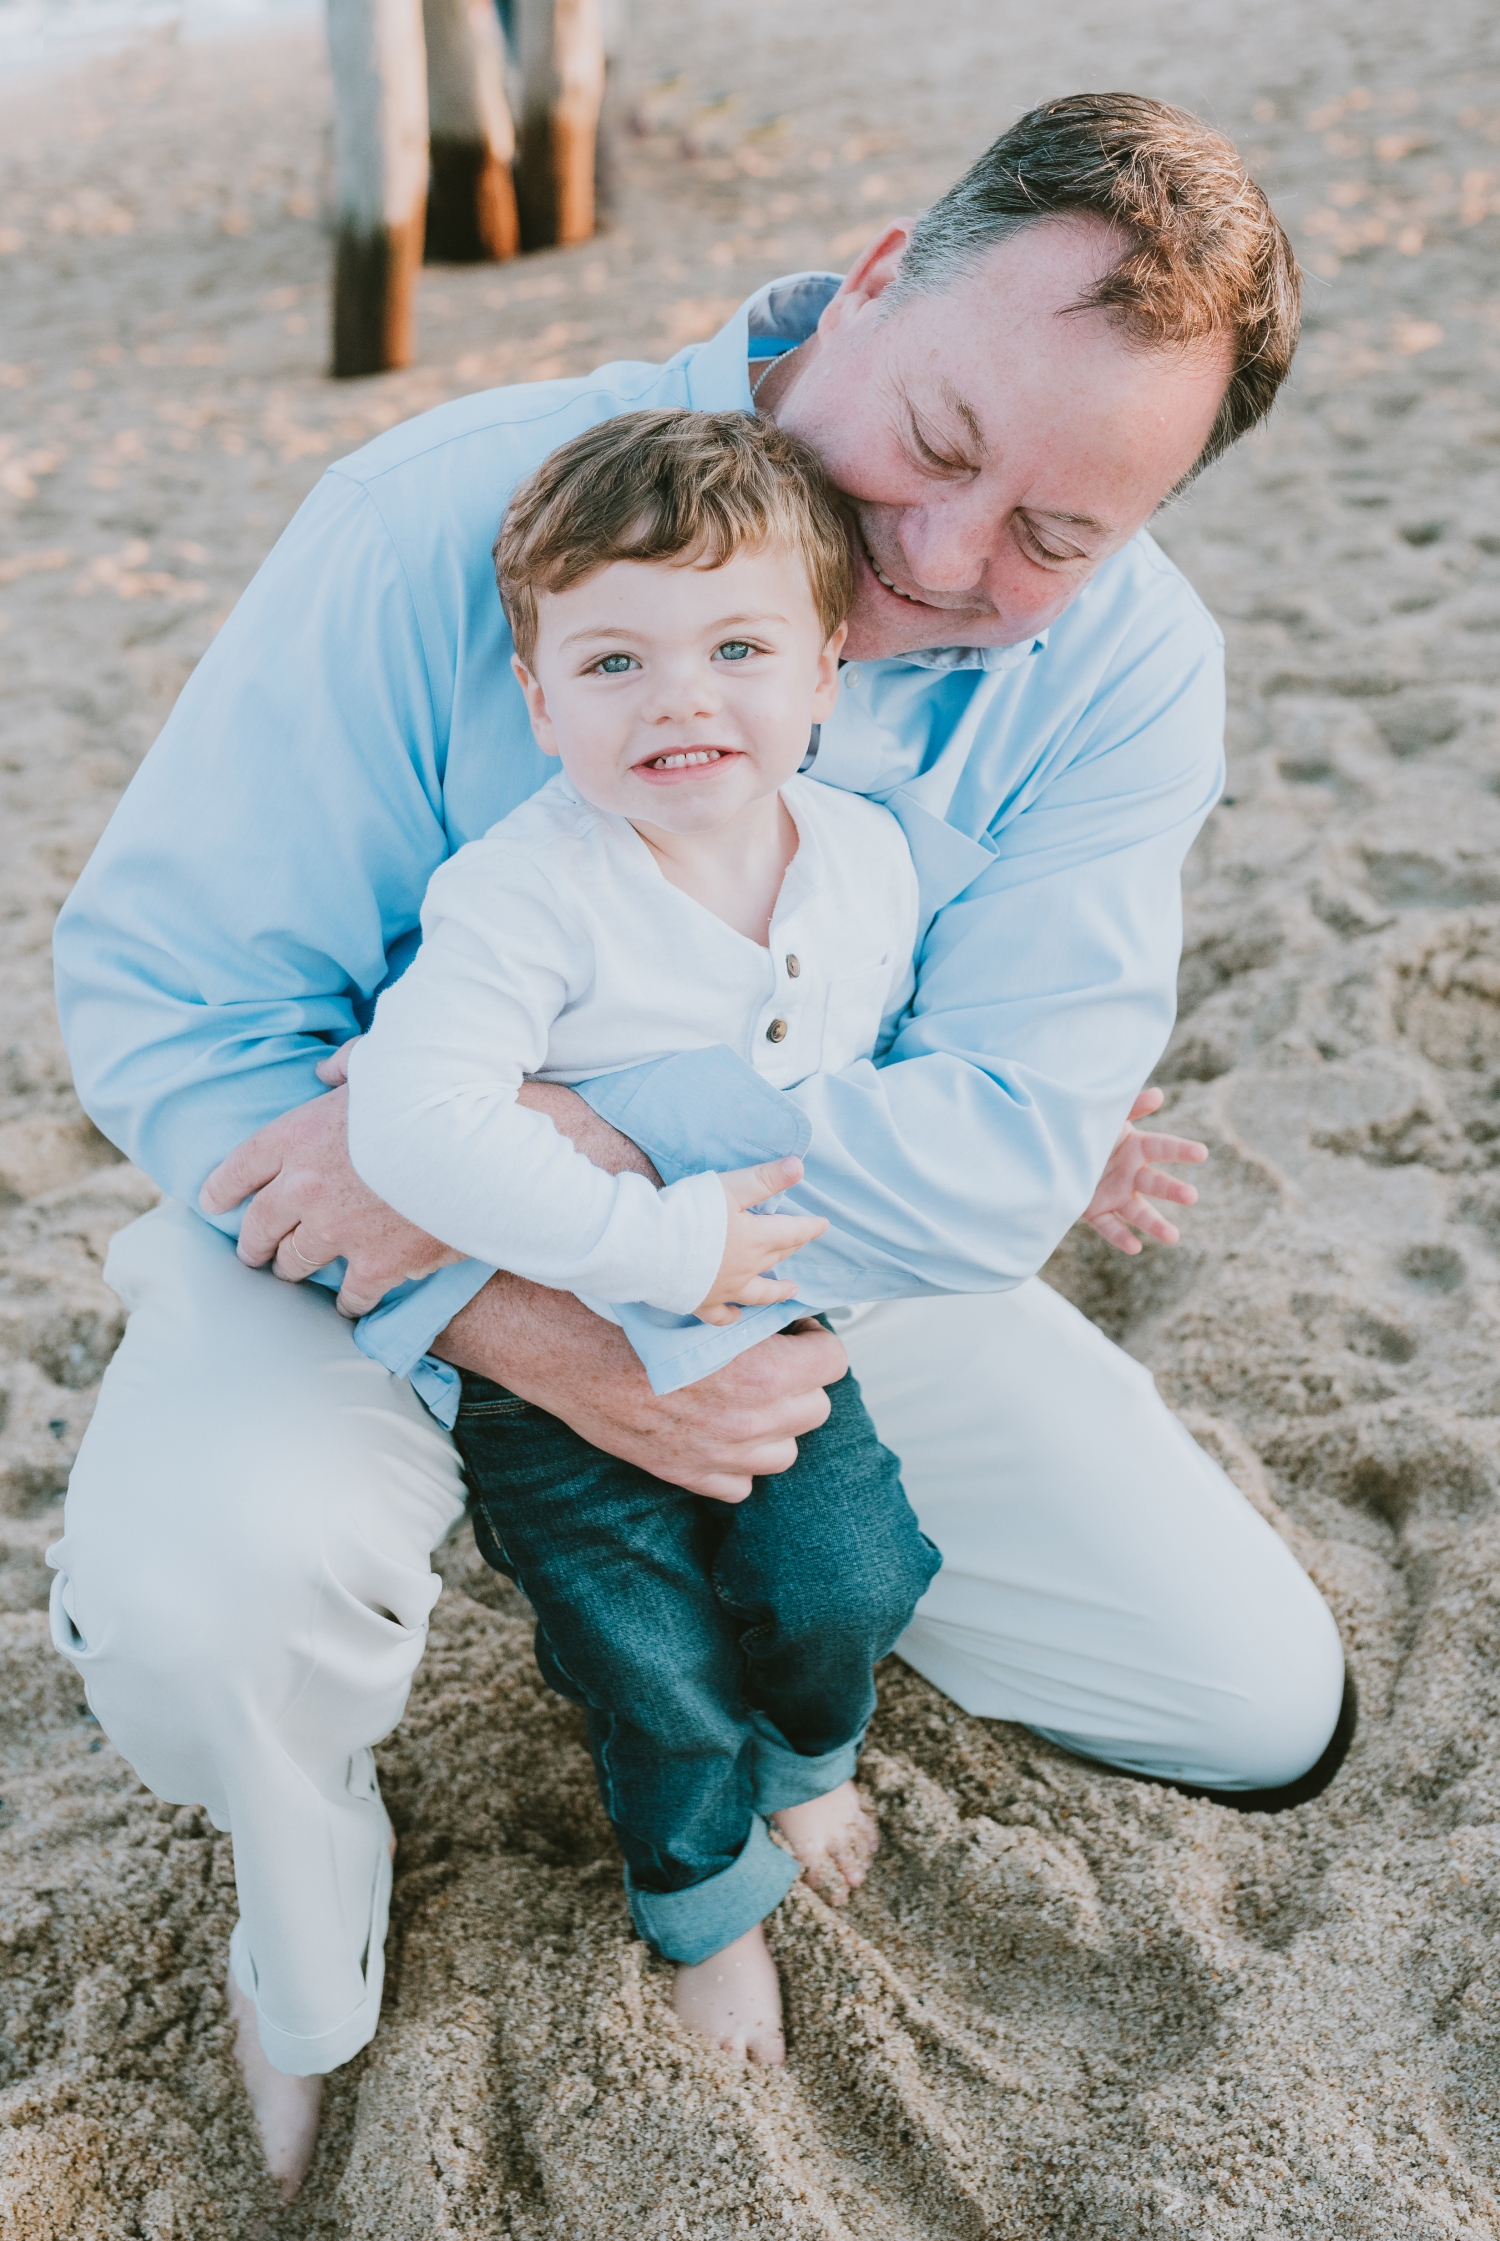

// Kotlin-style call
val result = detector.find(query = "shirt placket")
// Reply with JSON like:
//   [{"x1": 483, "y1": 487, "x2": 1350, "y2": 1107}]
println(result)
[{"x1": 752, "y1": 911, "x2": 815, "y2": 1082}]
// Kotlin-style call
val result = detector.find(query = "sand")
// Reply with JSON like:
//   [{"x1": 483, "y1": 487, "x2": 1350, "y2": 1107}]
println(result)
[{"x1": 3, "y1": 0, "x2": 1500, "y2": 2231}]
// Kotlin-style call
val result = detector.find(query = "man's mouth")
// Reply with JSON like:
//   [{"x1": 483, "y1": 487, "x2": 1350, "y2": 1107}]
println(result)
[
  {"x1": 859, "y1": 533, "x2": 939, "y2": 609},
  {"x1": 857, "y1": 530, "x2": 995, "y2": 622}
]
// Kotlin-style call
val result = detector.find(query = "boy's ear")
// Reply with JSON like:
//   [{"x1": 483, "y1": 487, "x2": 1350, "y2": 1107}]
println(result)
[
  {"x1": 511, "y1": 654, "x2": 561, "y2": 757},
  {"x1": 810, "y1": 620, "x2": 848, "y2": 721}
]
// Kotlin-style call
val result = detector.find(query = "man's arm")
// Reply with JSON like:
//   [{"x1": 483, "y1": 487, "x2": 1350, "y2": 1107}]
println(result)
[
  {"x1": 55, "y1": 470, "x2": 455, "y2": 1211},
  {"x1": 584, "y1": 601, "x2": 1225, "y2": 1313},
  {"x1": 56, "y1": 429, "x2": 850, "y2": 1497},
  {"x1": 189, "y1": 1065, "x2": 851, "y2": 1503},
  {"x1": 205, "y1": 572, "x2": 1222, "y2": 1386}
]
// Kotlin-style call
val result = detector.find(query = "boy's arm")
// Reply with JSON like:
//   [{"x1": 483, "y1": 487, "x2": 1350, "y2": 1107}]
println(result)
[{"x1": 344, "y1": 876, "x2": 731, "y2": 1315}]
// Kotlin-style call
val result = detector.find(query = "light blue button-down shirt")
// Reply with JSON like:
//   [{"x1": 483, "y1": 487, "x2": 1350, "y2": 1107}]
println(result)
[{"x1": 53, "y1": 274, "x2": 1225, "y2": 1422}]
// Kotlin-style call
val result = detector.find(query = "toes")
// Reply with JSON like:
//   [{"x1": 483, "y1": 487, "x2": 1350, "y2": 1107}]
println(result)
[
  {"x1": 836, "y1": 1824, "x2": 878, "y2": 1884},
  {"x1": 809, "y1": 1853, "x2": 856, "y2": 1905},
  {"x1": 800, "y1": 1848, "x2": 848, "y2": 1900}
]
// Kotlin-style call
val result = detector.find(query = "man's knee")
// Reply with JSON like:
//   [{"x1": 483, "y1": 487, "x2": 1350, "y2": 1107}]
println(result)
[
  {"x1": 1218, "y1": 1592, "x2": 1348, "y2": 1791},
  {"x1": 51, "y1": 1526, "x2": 305, "y2": 1729}
]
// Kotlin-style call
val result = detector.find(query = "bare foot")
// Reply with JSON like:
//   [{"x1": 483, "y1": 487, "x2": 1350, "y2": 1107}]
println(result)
[
  {"x1": 772, "y1": 1779, "x2": 879, "y2": 1905},
  {"x1": 225, "y1": 1829, "x2": 391, "y2": 2198},
  {"x1": 227, "y1": 1969, "x2": 323, "y2": 2201},
  {"x1": 672, "y1": 1922, "x2": 785, "y2": 2064}
]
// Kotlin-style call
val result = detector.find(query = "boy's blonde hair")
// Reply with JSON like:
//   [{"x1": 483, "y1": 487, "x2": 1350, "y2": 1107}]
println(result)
[{"x1": 495, "y1": 408, "x2": 854, "y2": 667}]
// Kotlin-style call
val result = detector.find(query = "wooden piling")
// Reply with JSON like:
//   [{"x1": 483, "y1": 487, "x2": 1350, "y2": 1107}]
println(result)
[
  {"x1": 423, "y1": 0, "x2": 520, "y2": 263},
  {"x1": 512, "y1": 0, "x2": 607, "y2": 251},
  {"x1": 327, "y1": 0, "x2": 430, "y2": 377}
]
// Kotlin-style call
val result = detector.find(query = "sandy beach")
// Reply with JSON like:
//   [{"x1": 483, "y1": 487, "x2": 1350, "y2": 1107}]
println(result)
[{"x1": 4, "y1": 0, "x2": 1500, "y2": 2231}]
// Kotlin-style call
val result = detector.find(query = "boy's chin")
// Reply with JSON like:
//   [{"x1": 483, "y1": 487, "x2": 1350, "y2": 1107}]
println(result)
[
  {"x1": 628, "y1": 790, "x2": 752, "y2": 833},
  {"x1": 620, "y1": 765, "x2": 781, "y2": 832}
]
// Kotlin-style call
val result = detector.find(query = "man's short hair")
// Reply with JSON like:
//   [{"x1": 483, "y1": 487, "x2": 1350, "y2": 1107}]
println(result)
[
  {"x1": 496, "y1": 408, "x2": 854, "y2": 666},
  {"x1": 888, "y1": 92, "x2": 1301, "y2": 479}
]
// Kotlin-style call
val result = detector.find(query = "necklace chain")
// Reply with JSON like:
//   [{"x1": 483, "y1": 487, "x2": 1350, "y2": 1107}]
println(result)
[{"x1": 749, "y1": 337, "x2": 804, "y2": 405}]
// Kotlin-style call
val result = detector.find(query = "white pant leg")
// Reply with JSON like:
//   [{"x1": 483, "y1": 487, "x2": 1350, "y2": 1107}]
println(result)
[
  {"x1": 833, "y1": 1281, "x2": 1344, "y2": 1790},
  {"x1": 46, "y1": 1201, "x2": 467, "y2": 2076}
]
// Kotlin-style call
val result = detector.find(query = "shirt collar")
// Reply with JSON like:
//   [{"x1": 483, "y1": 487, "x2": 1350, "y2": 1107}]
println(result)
[
  {"x1": 683, "y1": 270, "x2": 841, "y2": 412},
  {"x1": 891, "y1": 637, "x2": 1048, "y2": 673},
  {"x1": 687, "y1": 275, "x2": 1049, "y2": 676}
]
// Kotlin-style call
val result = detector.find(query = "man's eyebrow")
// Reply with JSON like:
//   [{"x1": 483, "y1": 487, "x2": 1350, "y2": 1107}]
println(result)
[
  {"x1": 938, "y1": 380, "x2": 987, "y2": 457},
  {"x1": 1027, "y1": 506, "x2": 1111, "y2": 534},
  {"x1": 898, "y1": 375, "x2": 986, "y2": 463}
]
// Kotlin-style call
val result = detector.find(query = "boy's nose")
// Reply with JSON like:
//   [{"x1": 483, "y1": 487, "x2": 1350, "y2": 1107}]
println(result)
[{"x1": 645, "y1": 665, "x2": 721, "y2": 723}]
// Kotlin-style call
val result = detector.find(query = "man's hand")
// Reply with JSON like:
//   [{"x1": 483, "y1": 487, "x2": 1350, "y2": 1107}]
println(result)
[
  {"x1": 420, "y1": 1081, "x2": 840, "y2": 1502},
  {"x1": 435, "y1": 1278, "x2": 847, "y2": 1503},
  {"x1": 199, "y1": 1084, "x2": 462, "y2": 1318},
  {"x1": 1081, "y1": 1087, "x2": 1208, "y2": 1255}
]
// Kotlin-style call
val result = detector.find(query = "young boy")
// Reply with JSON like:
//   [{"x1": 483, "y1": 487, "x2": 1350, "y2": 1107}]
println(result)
[{"x1": 336, "y1": 408, "x2": 941, "y2": 2064}]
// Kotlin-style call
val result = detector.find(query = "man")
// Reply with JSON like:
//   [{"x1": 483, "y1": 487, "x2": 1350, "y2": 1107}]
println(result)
[{"x1": 49, "y1": 94, "x2": 1345, "y2": 2197}]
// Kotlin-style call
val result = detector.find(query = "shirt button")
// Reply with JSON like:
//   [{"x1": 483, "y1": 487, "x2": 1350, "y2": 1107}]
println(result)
[
  {"x1": 766, "y1": 1018, "x2": 789, "y2": 1043},
  {"x1": 785, "y1": 954, "x2": 801, "y2": 978}
]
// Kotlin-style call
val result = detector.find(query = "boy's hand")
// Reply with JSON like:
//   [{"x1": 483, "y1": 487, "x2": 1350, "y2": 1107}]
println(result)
[
  {"x1": 694, "y1": 1158, "x2": 829, "y2": 1326},
  {"x1": 314, "y1": 1040, "x2": 357, "y2": 1088},
  {"x1": 1081, "y1": 1088, "x2": 1208, "y2": 1256}
]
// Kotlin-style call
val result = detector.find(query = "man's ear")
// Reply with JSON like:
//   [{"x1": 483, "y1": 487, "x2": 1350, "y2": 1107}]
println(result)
[
  {"x1": 511, "y1": 654, "x2": 561, "y2": 757},
  {"x1": 819, "y1": 221, "x2": 916, "y2": 335}
]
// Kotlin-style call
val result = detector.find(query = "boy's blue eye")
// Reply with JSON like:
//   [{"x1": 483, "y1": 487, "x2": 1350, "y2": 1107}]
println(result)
[
  {"x1": 716, "y1": 641, "x2": 752, "y2": 662},
  {"x1": 596, "y1": 653, "x2": 636, "y2": 674}
]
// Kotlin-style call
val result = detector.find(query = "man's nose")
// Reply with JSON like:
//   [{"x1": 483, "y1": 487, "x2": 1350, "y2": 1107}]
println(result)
[{"x1": 896, "y1": 497, "x2": 997, "y2": 598}]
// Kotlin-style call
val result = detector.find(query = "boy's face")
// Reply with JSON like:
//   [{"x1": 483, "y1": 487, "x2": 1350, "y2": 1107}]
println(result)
[{"x1": 513, "y1": 542, "x2": 845, "y2": 835}]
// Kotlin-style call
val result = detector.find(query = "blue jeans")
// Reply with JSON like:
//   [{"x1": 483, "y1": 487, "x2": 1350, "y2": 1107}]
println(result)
[{"x1": 452, "y1": 1359, "x2": 940, "y2": 1963}]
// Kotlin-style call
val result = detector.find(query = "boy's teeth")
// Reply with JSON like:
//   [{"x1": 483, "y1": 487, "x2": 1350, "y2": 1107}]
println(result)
[{"x1": 650, "y1": 749, "x2": 723, "y2": 769}]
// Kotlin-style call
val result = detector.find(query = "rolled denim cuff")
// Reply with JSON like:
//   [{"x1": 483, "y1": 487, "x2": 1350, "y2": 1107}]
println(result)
[
  {"x1": 625, "y1": 1815, "x2": 800, "y2": 1965},
  {"x1": 749, "y1": 1709, "x2": 861, "y2": 1816}
]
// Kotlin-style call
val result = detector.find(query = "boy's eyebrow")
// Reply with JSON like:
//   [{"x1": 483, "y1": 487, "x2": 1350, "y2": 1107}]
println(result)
[{"x1": 558, "y1": 609, "x2": 793, "y2": 648}]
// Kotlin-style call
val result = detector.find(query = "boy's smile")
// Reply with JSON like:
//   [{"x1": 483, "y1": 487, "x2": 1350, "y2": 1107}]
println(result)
[{"x1": 635, "y1": 745, "x2": 742, "y2": 782}]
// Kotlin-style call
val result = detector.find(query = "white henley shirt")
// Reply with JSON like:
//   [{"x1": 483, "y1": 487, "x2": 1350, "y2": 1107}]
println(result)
[{"x1": 346, "y1": 770, "x2": 919, "y2": 1318}]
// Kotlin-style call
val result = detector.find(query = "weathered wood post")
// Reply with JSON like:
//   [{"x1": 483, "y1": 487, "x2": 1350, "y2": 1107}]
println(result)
[
  {"x1": 422, "y1": 0, "x2": 520, "y2": 263},
  {"x1": 593, "y1": 0, "x2": 629, "y2": 225},
  {"x1": 512, "y1": 0, "x2": 607, "y2": 251},
  {"x1": 327, "y1": 0, "x2": 430, "y2": 377}
]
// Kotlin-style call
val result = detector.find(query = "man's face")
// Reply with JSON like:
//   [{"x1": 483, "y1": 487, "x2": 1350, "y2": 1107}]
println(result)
[{"x1": 767, "y1": 216, "x2": 1235, "y2": 661}]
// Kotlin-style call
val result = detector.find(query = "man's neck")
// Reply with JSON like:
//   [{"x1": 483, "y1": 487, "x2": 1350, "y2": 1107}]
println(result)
[
  {"x1": 631, "y1": 792, "x2": 798, "y2": 948},
  {"x1": 747, "y1": 332, "x2": 819, "y2": 421}
]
